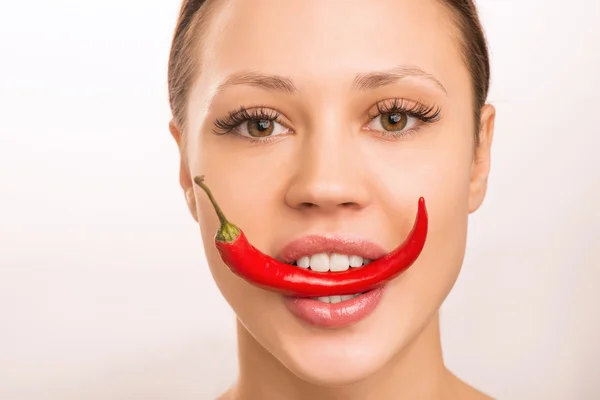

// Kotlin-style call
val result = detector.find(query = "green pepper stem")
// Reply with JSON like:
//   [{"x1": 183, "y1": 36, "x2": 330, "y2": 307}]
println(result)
[
  {"x1": 193, "y1": 175, "x2": 240, "y2": 243},
  {"x1": 193, "y1": 175, "x2": 228, "y2": 225}
]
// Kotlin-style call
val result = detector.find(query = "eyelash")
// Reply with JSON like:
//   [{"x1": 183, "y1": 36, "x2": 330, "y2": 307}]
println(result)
[
  {"x1": 369, "y1": 98, "x2": 441, "y2": 124},
  {"x1": 212, "y1": 98, "x2": 441, "y2": 143},
  {"x1": 366, "y1": 98, "x2": 441, "y2": 138},
  {"x1": 213, "y1": 106, "x2": 281, "y2": 134}
]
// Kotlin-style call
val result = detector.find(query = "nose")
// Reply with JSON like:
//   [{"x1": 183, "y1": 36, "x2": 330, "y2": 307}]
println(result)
[{"x1": 284, "y1": 130, "x2": 371, "y2": 213}]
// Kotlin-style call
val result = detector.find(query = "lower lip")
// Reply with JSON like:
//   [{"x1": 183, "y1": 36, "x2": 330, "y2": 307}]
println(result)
[{"x1": 284, "y1": 286, "x2": 385, "y2": 328}]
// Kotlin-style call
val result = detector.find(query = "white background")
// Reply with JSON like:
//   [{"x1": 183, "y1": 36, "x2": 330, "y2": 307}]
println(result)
[{"x1": 0, "y1": 0, "x2": 599, "y2": 399}]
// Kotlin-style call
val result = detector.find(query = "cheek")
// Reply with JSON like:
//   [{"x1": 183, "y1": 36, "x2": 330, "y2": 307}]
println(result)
[
  {"x1": 404, "y1": 129, "x2": 474, "y2": 274},
  {"x1": 371, "y1": 128, "x2": 474, "y2": 236},
  {"x1": 193, "y1": 161, "x2": 294, "y2": 352},
  {"x1": 372, "y1": 129, "x2": 474, "y2": 316},
  {"x1": 195, "y1": 182, "x2": 274, "y2": 302}
]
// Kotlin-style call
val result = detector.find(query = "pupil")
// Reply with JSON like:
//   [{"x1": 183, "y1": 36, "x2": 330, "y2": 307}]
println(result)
[
  {"x1": 257, "y1": 120, "x2": 270, "y2": 131},
  {"x1": 388, "y1": 113, "x2": 402, "y2": 125}
]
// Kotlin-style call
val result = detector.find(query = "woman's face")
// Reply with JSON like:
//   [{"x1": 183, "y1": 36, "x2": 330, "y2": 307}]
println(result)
[{"x1": 173, "y1": 0, "x2": 494, "y2": 385}]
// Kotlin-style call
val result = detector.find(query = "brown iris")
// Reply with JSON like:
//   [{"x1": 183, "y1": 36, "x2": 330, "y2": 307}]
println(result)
[
  {"x1": 247, "y1": 119, "x2": 275, "y2": 137},
  {"x1": 380, "y1": 112, "x2": 408, "y2": 131}
]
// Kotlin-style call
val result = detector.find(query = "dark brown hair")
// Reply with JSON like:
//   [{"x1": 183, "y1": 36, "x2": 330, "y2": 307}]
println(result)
[{"x1": 168, "y1": 0, "x2": 490, "y2": 137}]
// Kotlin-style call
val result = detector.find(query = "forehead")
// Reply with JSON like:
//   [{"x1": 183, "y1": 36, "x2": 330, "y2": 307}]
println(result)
[{"x1": 197, "y1": 0, "x2": 467, "y2": 97}]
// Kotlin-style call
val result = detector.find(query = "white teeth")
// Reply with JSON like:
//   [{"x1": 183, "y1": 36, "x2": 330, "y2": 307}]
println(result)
[
  {"x1": 349, "y1": 255, "x2": 363, "y2": 268},
  {"x1": 329, "y1": 295, "x2": 342, "y2": 304},
  {"x1": 293, "y1": 254, "x2": 370, "y2": 303},
  {"x1": 311, "y1": 293, "x2": 362, "y2": 303},
  {"x1": 329, "y1": 254, "x2": 350, "y2": 272},
  {"x1": 309, "y1": 253, "x2": 330, "y2": 272},
  {"x1": 296, "y1": 256, "x2": 310, "y2": 268},
  {"x1": 294, "y1": 253, "x2": 370, "y2": 271}
]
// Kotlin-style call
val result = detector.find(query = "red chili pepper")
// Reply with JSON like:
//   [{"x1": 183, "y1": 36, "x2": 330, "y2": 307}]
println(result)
[{"x1": 194, "y1": 176, "x2": 428, "y2": 297}]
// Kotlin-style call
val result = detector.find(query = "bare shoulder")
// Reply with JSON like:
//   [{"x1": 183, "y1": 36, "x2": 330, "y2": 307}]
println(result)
[
  {"x1": 450, "y1": 377, "x2": 494, "y2": 400},
  {"x1": 216, "y1": 391, "x2": 231, "y2": 400},
  {"x1": 216, "y1": 386, "x2": 235, "y2": 400},
  {"x1": 460, "y1": 385, "x2": 494, "y2": 400}
]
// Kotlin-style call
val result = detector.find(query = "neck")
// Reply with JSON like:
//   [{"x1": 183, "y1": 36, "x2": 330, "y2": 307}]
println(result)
[{"x1": 232, "y1": 312, "x2": 453, "y2": 400}]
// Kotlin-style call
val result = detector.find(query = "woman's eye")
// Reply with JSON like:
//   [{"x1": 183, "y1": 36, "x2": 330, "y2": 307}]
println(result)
[
  {"x1": 239, "y1": 119, "x2": 288, "y2": 138},
  {"x1": 367, "y1": 112, "x2": 418, "y2": 133}
]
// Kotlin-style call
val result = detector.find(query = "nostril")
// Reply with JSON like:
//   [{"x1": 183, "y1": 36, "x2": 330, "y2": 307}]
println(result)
[
  {"x1": 339, "y1": 201, "x2": 361, "y2": 210},
  {"x1": 296, "y1": 201, "x2": 359, "y2": 210}
]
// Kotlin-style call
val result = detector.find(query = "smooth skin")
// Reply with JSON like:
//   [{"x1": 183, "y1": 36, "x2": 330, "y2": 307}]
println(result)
[{"x1": 170, "y1": 0, "x2": 496, "y2": 398}]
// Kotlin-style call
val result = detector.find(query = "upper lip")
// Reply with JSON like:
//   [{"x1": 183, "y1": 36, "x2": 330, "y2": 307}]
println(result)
[{"x1": 276, "y1": 234, "x2": 388, "y2": 264}]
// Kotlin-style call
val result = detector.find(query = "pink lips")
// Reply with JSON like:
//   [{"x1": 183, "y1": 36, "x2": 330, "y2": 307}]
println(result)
[
  {"x1": 278, "y1": 235, "x2": 390, "y2": 328},
  {"x1": 276, "y1": 234, "x2": 388, "y2": 264},
  {"x1": 284, "y1": 287, "x2": 385, "y2": 328}
]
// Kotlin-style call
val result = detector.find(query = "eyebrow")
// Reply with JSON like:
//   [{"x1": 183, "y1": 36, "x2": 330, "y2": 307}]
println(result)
[
  {"x1": 352, "y1": 65, "x2": 447, "y2": 94},
  {"x1": 216, "y1": 71, "x2": 297, "y2": 94},
  {"x1": 215, "y1": 65, "x2": 446, "y2": 95}
]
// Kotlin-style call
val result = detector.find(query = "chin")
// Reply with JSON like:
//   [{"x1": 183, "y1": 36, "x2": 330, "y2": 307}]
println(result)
[{"x1": 275, "y1": 327, "x2": 393, "y2": 386}]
